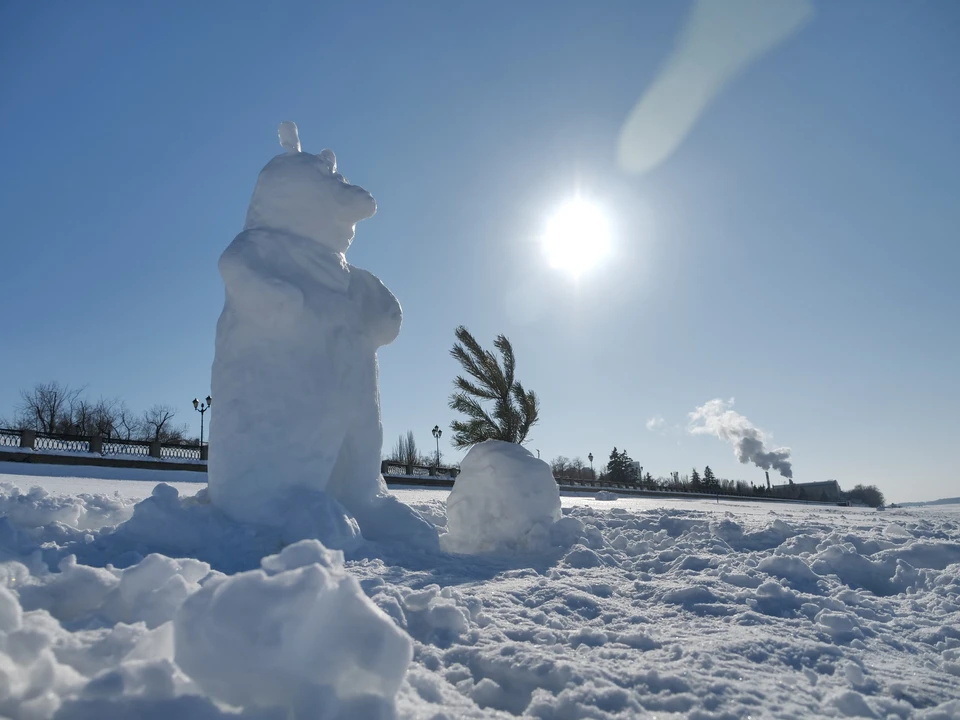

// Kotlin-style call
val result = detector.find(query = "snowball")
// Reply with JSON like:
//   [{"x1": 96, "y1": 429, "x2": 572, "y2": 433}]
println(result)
[
  {"x1": 173, "y1": 539, "x2": 412, "y2": 717},
  {"x1": 442, "y1": 441, "x2": 561, "y2": 554}
]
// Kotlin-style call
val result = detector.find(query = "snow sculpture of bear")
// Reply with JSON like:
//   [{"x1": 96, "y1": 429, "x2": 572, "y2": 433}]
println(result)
[{"x1": 208, "y1": 122, "x2": 437, "y2": 547}]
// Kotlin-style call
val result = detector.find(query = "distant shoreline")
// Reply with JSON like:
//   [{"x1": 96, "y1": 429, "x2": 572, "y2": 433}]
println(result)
[{"x1": 897, "y1": 497, "x2": 960, "y2": 508}]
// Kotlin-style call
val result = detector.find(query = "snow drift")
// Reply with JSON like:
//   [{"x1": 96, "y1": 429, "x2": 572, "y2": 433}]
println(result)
[{"x1": 2, "y1": 474, "x2": 960, "y2": 717}]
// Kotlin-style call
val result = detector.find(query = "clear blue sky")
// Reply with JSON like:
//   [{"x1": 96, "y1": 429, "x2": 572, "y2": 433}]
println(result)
[{"x1": 1, "y1": 1, "x2": 957, "y2": 502}]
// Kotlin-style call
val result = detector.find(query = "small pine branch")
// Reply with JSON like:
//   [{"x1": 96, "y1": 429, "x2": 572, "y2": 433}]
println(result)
[
  {"x1": 447, "y1": 327, "x2": 540, "y2": 449},
  {"x1": 493, "y1": 334, "x2": 515, "y2": 389},
  {"x1": 453, "y1": 375, "x2": 500, "y2": 401}
]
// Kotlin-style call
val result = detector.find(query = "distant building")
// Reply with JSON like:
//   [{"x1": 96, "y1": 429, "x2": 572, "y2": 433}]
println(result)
[{"x1": 770, "y1": 479, "x2": 840, "y2": 502}]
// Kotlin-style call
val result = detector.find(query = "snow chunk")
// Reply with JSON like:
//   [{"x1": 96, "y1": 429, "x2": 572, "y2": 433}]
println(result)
[
  {"x1": 104, "y1": 554, "x2": 210, "y2": 629},
  {"x1": 816, "y1": 609, "x2": 864, "y2": 643},
  {"x1": 757, "y1": 553, "x2": 822, "y2": 592},
  {"x1": 0, "y1": 584, "x2": 86, "y2": 718},
  {"x1": 0, "y1": 482, "x2": 133, "y2": 531},
  {"x1": 828, "y1": 689, "x2": 876, "y2": 717},
  {"x1": 882, "y1": 522, "x2": 914, "y2": 539},
  {"x1": 563, "y1": 545, "x2": 603, "y2": 569},
  {"x1": 442, "y1": 441, "x2": 561, "y2": 554},
  {"x1": 174, "y1": 539, "x2": 412, "y2": 717}
]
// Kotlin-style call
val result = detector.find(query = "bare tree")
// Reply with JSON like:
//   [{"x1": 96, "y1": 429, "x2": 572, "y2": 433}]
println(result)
[
  {"x1": 550, "y1": 455, "x2": 570, "y2": 476},
  {"x1": 115, "y1": 403, "x2": 141, "y2": 440},
  {"x1": 141, "y1": 404, "x2": 178, "y2": 441},
  {"x1": 62, "y1": 397, "x2": 119, "y2": 437},
  {"x1": 390, "y1": 430, "x2": 430, "y2": 466},
  {"x1": 69, "y1": 398, "x2": 94, "y2": 436},
  {"x1": 163, "y1": 422, "x2": 190, "y2": 444},
  {"x1": 15, "y1": 381, "x2": 82, "y2": 433},
  {"x1": 90, "y1": 398, "x2": 119, "y2": 437},
  {"x1": 570, "y1": 456, "x2": 585, "y2": 479}
]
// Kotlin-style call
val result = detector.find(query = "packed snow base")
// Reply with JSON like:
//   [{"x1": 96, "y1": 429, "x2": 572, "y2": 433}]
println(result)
[{"x1": 2, "y1": 476, "x2": 960, "y2": 719}]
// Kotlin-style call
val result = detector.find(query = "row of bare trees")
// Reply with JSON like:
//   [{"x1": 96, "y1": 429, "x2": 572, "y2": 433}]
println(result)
[
  {"x1": 387, "y1": 430, "x2": 443, "y2": 467},
  {"x1": 1, "y1": 381, "x2": 194, "y2": 444},
  {"x1": 549, "y1": 455, "x2": 596, "y2": 480}
]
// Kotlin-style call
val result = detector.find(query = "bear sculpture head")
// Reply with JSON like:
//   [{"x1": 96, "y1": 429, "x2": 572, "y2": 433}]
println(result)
[{"x1": 243, "y1": 122, "x2": 376, "y2": 254}]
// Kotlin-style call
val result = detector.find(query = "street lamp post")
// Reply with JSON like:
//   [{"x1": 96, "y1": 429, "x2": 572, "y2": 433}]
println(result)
[
  {"x1": 192, "y1": 396, "x2": 212, "y2": 446},
  {"x1": 588, "y1": 452, "x2": 594, "y2": 477},
  {"x1": 432, "y1": 425, "x2": 442, "y2": 469}
]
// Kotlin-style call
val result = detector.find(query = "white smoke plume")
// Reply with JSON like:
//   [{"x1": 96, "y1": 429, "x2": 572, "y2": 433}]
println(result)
[
  {"x1": 645, "y1": 416, "x2": 665, "y2": 431},
  {"x1": 688, "y1": 398, "x2": 793, "y2": 479}
]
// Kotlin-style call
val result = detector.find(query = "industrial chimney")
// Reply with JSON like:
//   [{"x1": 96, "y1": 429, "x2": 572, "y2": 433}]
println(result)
[{"x1": 765, "y1": 471, "x2": 771, "y2": 489}]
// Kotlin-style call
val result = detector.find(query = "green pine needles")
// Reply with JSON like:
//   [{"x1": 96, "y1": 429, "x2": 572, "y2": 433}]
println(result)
[{"x1": 448, "y1": 326, "x2": 540, "y2": 449}]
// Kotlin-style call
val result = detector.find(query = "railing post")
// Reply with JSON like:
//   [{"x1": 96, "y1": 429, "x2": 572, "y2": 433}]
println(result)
[
  {"x1": 429, "y1": 465, "x2": 436, "y2": 477},
  {"x1": 89, "y1": 435, "x2": 103, "y2": 454},
  {"x1": 200, "y1": 445, "x2": 209, "y2": 461},
  {"x1": 20, "y1": 429, "x2": 36, "y2": 449},
  {"x1": 405, "y1": 463, "x2": 413, "y2": 476},
  {"x1": 380, "y1": 460, "x2": 389, "y2": 475},
  {"x1": 149, "y1": 441, "x2": 162, "y2": 458}
]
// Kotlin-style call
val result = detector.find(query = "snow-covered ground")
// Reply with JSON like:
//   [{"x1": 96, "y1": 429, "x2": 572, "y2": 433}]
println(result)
[
  {"x1": 0, "y1": 461, "x2": 204, "y2": 499},
  {"x1": 1, "y1": 464, "x2": 959, "y2": 718}
]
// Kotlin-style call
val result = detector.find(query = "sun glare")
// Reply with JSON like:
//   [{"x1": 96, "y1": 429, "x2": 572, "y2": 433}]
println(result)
[{"x1": 542, "y1": 198, "x2": 612, "y2": 278}]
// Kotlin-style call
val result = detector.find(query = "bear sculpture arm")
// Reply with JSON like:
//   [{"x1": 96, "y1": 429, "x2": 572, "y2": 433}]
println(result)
[{"x1": 350, "y1": 267, "x2": 402, "y2": 347}]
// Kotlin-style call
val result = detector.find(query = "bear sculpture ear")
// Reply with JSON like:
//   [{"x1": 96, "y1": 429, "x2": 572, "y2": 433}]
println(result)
[
  {"x1": 278, "y1": 121, "x2": 301, "y2": 153},
  {"x1": 317, "y1": 148, "x2": 337, "y2": 174}
]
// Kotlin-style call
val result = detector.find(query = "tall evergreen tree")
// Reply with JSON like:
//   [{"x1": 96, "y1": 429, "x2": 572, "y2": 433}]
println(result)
[
  {"x1": 703, "y1": 465, "x2": 717, "y2": 491},
  {"x1": 448, "y1": 326, "x2": 540, "y2": 449},
  {"x1": 605, "y1": 447, "x2": 635, "y2": 484},
  {"x1": 690, "y1": 468, "x2": 701, "y2": 490}
]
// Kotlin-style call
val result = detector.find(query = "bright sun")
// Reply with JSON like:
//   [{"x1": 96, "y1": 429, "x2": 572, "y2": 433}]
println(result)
[{"x1": 542, "y1": 197, "x2": 612, "y2": 278}]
